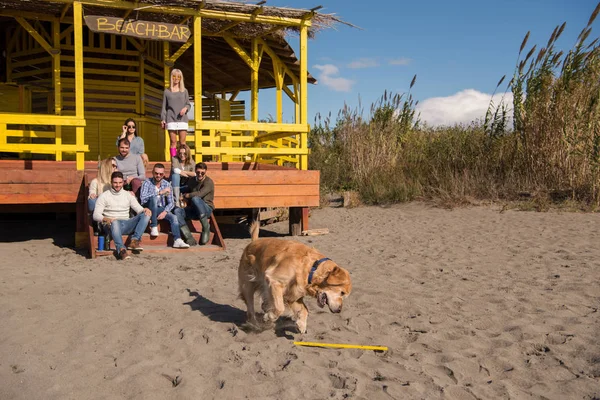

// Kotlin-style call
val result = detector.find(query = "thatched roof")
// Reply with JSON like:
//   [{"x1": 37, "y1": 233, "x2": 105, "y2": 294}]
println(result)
[{"x1": 0, "y1": 1, "x2": 349, "y2": 93}]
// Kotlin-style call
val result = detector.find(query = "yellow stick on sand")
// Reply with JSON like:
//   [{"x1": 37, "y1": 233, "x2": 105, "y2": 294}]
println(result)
[{"x1": 294, "y1": 341, "x2": 388, "y2": 351}]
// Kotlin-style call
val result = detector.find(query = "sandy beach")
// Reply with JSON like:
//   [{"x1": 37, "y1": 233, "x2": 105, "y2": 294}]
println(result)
[{"x1": 0, "y1": 203, "x2": 599, "y2": 399}]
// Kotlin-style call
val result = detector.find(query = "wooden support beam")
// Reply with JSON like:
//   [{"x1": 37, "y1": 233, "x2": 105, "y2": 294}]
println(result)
[
  {"x1": 166, "y1": 35, "x2": 193, "y2": 63},
  {"x1": 15, "y1": 17, "x2": 55, "y2": 55},
  {"x1": 53, "y1": 17, "x2": 63, "y2": 161},
  {"x1": 60, "y1": 3, "x2": 71, "y2": 20},
  {"x1": 39, "y1": 0, "x2": 310, "y2": 27},
  {"x1": 299, "y1": 22, "x2": 308, "y2": 170},
  {"x1": 223, "y1": 35, "x2": 254, "y2": 70}
]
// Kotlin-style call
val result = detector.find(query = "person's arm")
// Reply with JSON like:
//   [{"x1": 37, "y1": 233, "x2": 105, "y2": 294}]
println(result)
[
  {"x1": 137, "y1": 137, "x2": 145, "y2": 154},
  {"x1": 129, "y1": 195, "x2": 145, "y2": 215},
  {"x1": 161, "y1": 90, "x2": 167, "y2": 123},
  {"x1": 190, "y1": 178, "x2": 214, "y2": 199},
  {"x1": 164, "y1": 182, "x2": 174, "y2": 213},
  {"x1": 92, "y1": 194, "x2": 106, "y2": 222},
  {"x1": 184, "y1": 89, "x2": 191, "y2": 111},
  {"x1": 136, "y1": 156, "x2": 146, "y2": 180},
  {"x1": 139, "y1": 180, "x2": 153, "y2": 206},
  {"x1": 88, "y1": 179, "x2": 98, "y2": 199}
]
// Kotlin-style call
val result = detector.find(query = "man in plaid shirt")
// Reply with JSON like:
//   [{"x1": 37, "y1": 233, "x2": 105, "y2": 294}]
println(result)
[{"x1": 140, "y1": 163, "x2": 189, "y2": 249}]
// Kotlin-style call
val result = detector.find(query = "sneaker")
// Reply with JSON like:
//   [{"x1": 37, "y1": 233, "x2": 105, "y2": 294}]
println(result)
[
  {"x1": 118, "y1": 248, "x2": 130, "y2": 260},
  {"x1": 173, "y1": 238, "x2": 190, "y2": 249},
  {"x1": 128, "y1": 239, "x2": 143, "y2": 251},
  {"x1": 150, "y1": 226, "x2": 159, "y2": 237}
]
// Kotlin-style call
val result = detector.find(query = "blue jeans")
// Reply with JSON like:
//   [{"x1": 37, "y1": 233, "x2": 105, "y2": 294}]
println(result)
[
  {"x1": 174, "y1": 196, "x2": 213, "y2": 225},
  {"x1": 169, "y1": 173, "x2": 190, "y2": 193},
  {"x1": 103, "y1": 213, "x2": 150, "y2": 252},
  {"x1": 142, "y1": 196, "x2": 181, "y2": 240},
  {"x1": 88, "y1": 198, "x2": 97, "y2": 213}
]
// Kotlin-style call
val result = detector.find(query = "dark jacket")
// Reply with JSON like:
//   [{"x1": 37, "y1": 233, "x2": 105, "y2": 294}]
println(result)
[{"x1": 187, "y1": 175, "x2": 215, "y2": 210}]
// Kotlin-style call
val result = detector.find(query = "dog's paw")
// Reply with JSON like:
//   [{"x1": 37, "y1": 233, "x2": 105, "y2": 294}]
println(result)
[{"x1": 263, "y1": 311, "x2": 278, "y2": 323}]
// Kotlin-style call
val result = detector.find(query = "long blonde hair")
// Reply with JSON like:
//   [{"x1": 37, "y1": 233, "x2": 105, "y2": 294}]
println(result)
[
  {"x1": 169, "y1": 68, "x2": 186, "y2": 92},
  {"x1": 97, "y1": 158, "x2": 114, "y2": 192},
  {"x1": 178, "y1": 144, "x2": 193, "y2": 167}
]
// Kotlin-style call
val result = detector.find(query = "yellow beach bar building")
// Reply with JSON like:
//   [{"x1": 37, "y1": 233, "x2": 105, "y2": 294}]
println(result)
[{"x1": 0, "y1": 0, "x2": 337, "y2": 254}]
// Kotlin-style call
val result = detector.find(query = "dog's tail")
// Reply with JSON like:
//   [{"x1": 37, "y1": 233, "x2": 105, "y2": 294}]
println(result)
[{"x1": 249, "y1": 219, "x2": 260, "y2": 241}]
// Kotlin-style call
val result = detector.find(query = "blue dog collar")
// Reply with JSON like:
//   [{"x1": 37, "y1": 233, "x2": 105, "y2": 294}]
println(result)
[{"x1": 308, "y1": 257, "x2": 331, "y2": 284}]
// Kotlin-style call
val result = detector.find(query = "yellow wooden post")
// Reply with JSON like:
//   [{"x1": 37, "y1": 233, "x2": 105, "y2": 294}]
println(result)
[
  {"x1": 299, "y1": 22, "x2": 308, "y2": 170},
  {"x1": 193, "y1": 15, "x2": 202, "y2": 161},
  {"x1": 73, "y1": 1, "x2": 85, "y2": 170},
  {"x1": 139, "y1": 47, "x2": 145, "y2": 116},
  {"x1": 163, "y1": 41, "x2": 171, "y2": 161},
  {"x1": 251, "y1": 38, "x2": 259, "y2": 125},
  {"x1": 274, "y1": 60, "x2": 284, "y2": 166},
  {"x1": 52, "y1": 17, "x2": 62, "y2": 161}
]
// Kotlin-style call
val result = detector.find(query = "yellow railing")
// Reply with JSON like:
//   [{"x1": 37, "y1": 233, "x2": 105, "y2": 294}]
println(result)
[
  {"x1": 0, "y1": 113, "x2": 88, "y2": 169},
  {"x1": 175, "y1": 121, "x2": 308, "y2": 168}
]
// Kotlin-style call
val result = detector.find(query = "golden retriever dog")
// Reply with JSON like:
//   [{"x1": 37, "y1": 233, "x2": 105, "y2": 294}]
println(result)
[{"x1": 238, "y1": 221, "x2": 352, "y2": 333}]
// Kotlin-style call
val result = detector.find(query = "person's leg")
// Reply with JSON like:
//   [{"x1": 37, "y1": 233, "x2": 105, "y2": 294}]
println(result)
[
  {"x1": 143, "y1": 196, "x2": 158, "y2": 227},
  {"x1": 129, "y1": 213, "x2": 150, "y2": 241},
  {"x1": 190, "y1": 197, "x2": 212, "y2": 245},
  {"x1": 164, "y1": 212, "x2": 181, "y2": 241},
  {"x1": 107, "y1": 220, "x2": 125, "y2": 252},
  {"x1": 170, "y1": 173, "x2": 181, "y2": 207},
  {"x1": 168, "y1": 130, "x2": 177, "y2": 157},
  {"x1": 190, "y1": 196, "x2": 211, "y2": 219},
  {"x1": 174, "y1": 207, "x2": 196, "y2": 246},
  {"x1": 87, "y1": 198, "x2": 97, "y2": 213},
  {"x1": 178, "y1": 129, "x2": 187, "y2": 146},
  {"x1": 130, "y1": 178, "x2": 142, "y2": 197}
]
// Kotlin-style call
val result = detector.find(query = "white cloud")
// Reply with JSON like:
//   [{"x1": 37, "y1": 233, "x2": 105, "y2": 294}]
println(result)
[
  {"x1": 313, "y1": 64, "x2": 354, "y2": 92},
  {"x1": 416, "y1": 89, "x2": 514, "y2": 127},
  {"x1": 347, "y1": 58, "x2": 379, "y2": 69},
  {"x1": 389, "y1": 57, "x2": 412, "y2": 66}
]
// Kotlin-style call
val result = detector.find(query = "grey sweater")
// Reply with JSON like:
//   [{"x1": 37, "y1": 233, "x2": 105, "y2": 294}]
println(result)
[
  {"x1": 161, "y1": 89, "x2": 191, "y2": 123},
  {"x1": 114, "y1": 153, "x2": 145, "y2": 180}
]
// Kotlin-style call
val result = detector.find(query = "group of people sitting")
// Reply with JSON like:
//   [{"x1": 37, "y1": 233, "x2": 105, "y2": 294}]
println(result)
[{"x1": 88, "y1": 117, "x2": 214, "y2": 260}]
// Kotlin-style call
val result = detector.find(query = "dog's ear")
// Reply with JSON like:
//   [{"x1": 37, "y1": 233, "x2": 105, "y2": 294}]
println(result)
[{"x1": 306, "y1": 262, "x2": 338, "y2": 295}]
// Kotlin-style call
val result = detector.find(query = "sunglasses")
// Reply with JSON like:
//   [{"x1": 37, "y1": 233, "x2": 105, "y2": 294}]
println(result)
[
  {"x1": 127, "y1": 125, "x2": 135, "y2": 129},
  {"x1": 154, "y1": 172, "x2": 165, "y2": 176},
  {"x1": 111, "y1": 164, "x2": 117, "y2": 168},
  {"x1": 196, "y1": 171, "x2": 205, "y2": 175}
]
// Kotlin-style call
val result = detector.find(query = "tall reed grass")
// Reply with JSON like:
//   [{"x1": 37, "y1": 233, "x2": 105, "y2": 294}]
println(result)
[{"x1": 310, "y1": 2, "x2": 600, "y2": 207}]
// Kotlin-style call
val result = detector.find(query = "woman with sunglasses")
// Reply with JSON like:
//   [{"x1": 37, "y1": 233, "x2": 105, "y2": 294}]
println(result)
[
  {"x1": 160, "y1": 69, "x2": 191, "y2": 158},
  {"x1": 88, "y1": 158, "x2": 118, "y2": 213},
  {"x1": 117, "y1": 117, "x2": 149, "y2": 166}
]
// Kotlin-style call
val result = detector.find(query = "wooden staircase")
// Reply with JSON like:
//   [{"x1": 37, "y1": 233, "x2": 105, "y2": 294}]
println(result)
[{"x1": 89, "y1": 215, "x2": 225, "y2": 259}]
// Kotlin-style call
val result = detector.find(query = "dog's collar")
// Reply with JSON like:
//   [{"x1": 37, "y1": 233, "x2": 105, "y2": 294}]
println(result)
[{"x1": 308, "y1": 257, "x2": 331, "y2": 284}]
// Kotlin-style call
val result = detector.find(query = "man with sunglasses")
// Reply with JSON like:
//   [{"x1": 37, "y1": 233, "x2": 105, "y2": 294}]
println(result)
[
  {"x1": 140, "y1": 163, "x2": 190, "y2": 249},
  {"x1": 174, "y1": 162, "x2": 214, "y2": 245}
]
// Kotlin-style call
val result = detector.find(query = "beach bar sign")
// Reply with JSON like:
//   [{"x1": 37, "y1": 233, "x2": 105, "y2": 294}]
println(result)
[{"x1": 84, "y1": 16, "x2": 191, "y2": 43}]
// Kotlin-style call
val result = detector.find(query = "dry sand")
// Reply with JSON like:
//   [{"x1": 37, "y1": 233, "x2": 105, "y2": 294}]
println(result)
[{"x1": 0, "y1": 204, "x2": 599, "y2": 400}]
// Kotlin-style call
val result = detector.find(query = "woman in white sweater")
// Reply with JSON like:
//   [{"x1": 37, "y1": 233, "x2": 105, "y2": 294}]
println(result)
[{"x1": 88, "y1": 158, "x2": 117, "y2": 212}]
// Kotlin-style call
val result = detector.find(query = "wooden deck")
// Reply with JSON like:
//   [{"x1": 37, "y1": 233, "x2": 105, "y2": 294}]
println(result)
[{"x1": 0, "y1": 160, "x2": 319, "y2": 257}]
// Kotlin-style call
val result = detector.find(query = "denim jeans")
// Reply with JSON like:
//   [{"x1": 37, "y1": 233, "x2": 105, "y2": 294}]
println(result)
[
  {"x1": 88, "y1": 197, "x2": 97, "y2": 213},
  {"x1": 103, "y1": 213, "x2": 150, "y2": 252},
  {"x1": 174, "y1": 196, "x2": 213, "y2": 225},
  {"x1": 169, "y1": 173, "x2": 190, "y2": 193},
  {"x1": 142, "y1": 196, "x2": 181, "y2": 240}
]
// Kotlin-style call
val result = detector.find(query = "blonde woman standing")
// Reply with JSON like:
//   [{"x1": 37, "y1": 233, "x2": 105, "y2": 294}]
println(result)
[
  {"x1": 88, "y1": 158, "x2": 118, "y2": 212},
  {"x1": 161, "y1": 69, "x2": 191, "y2": 158}
]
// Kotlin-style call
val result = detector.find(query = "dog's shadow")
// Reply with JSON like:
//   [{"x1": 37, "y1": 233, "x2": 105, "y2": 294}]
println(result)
[
  {"x1": 184, "y1": 289, "x2": 300, "y2": 339},
  {"x1": 184, "y1": 289, "x2": 246, "y2": 325}
]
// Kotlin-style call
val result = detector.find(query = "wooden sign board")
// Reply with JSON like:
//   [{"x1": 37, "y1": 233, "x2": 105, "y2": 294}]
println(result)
[{"x1": 84, "y1": 16, "x2": 191, "y2": 43}]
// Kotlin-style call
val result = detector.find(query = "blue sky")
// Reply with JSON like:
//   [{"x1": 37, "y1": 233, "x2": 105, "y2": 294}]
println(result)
[{"x1": 237, "y1": 0, "x2": 599, "y2": 127}]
